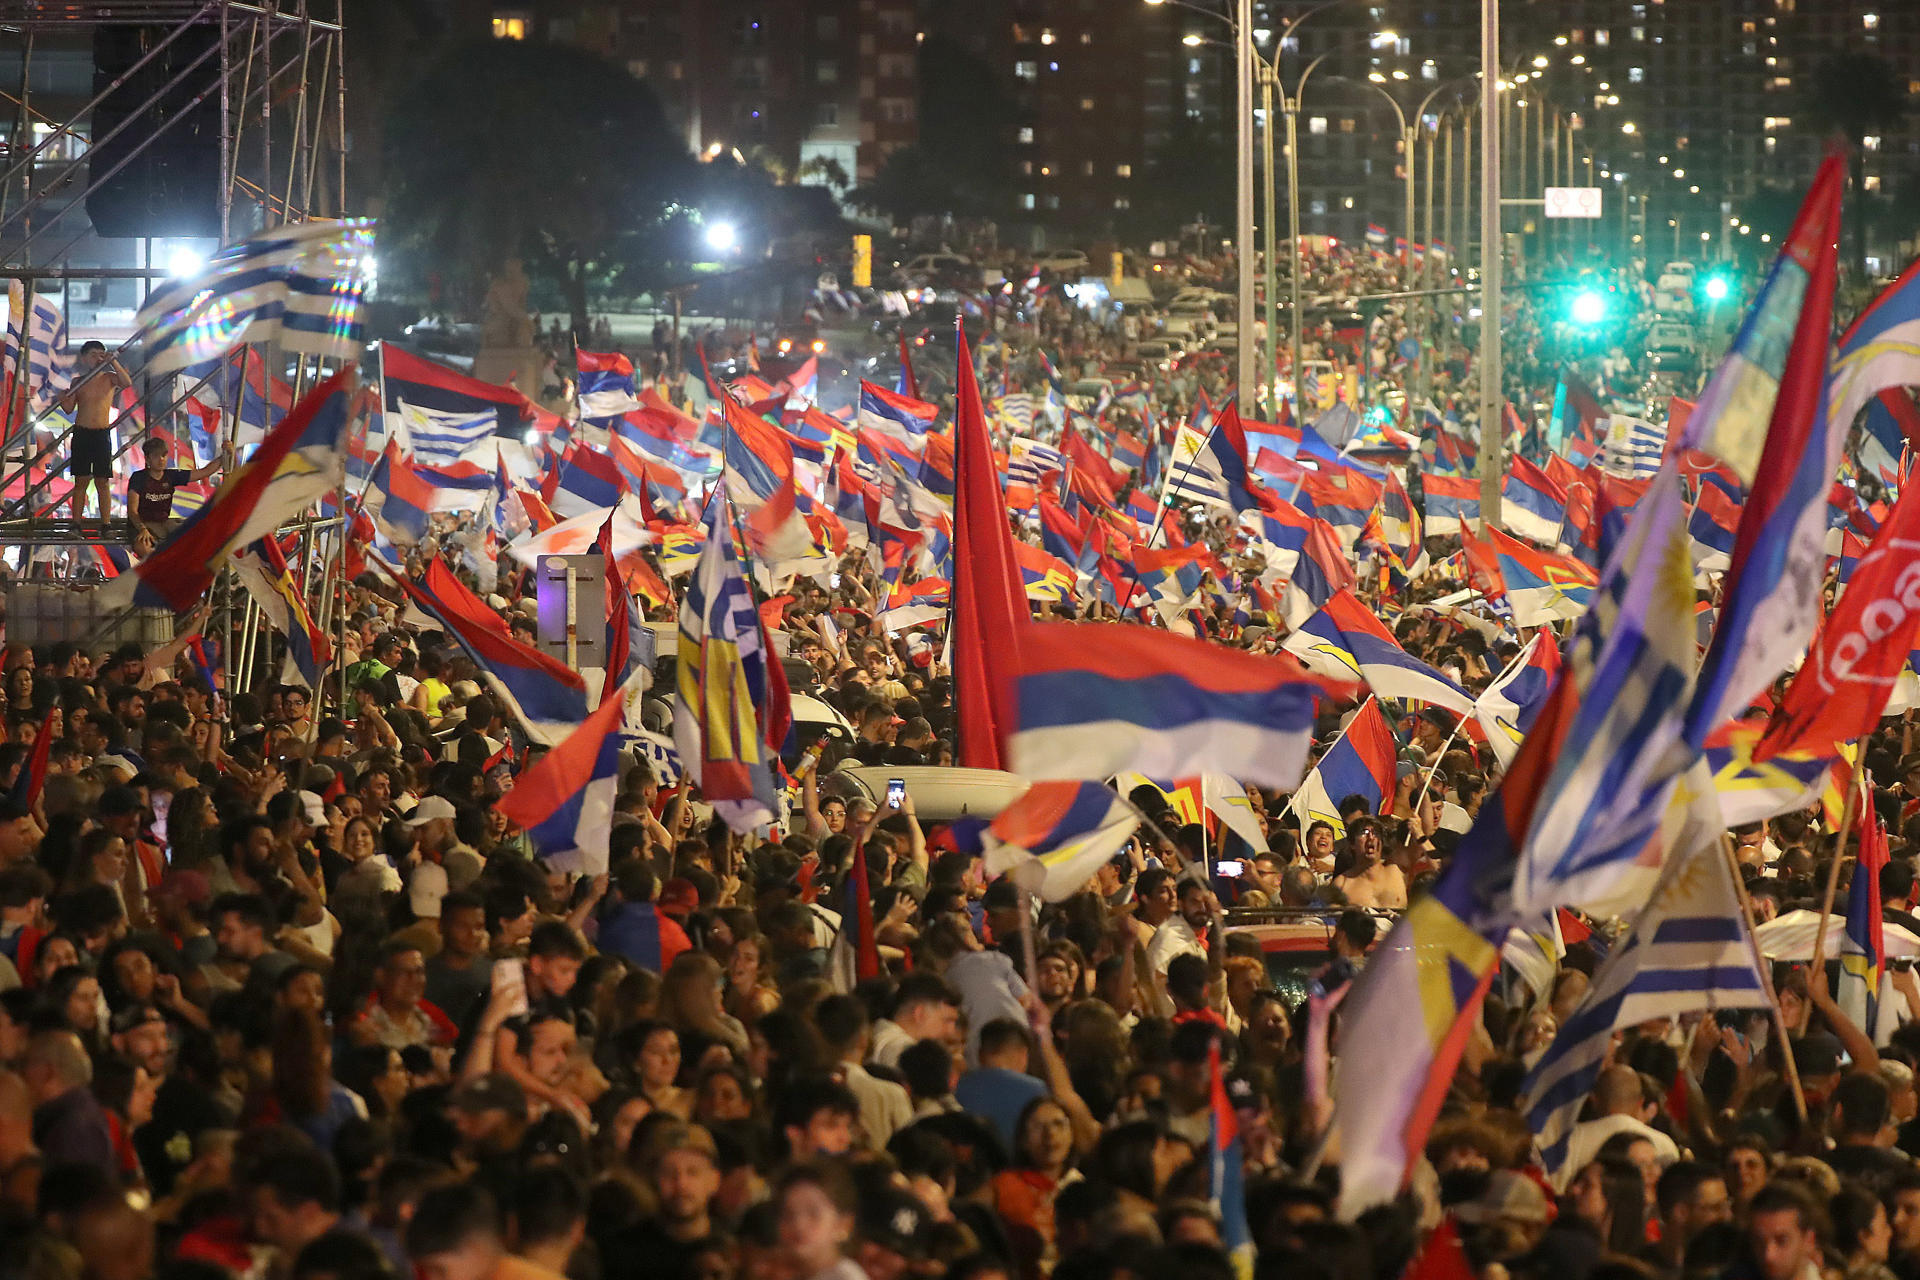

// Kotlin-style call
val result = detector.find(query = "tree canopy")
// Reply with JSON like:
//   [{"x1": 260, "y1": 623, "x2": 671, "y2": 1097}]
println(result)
[{"x1": 380, "y1": 37, "x2": 698, "y2": 331}]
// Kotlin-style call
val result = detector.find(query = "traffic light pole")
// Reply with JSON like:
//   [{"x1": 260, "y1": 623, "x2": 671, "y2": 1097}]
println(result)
[{"x1": 1477, "y1": 0, "x2": 1502, "y2": 532}]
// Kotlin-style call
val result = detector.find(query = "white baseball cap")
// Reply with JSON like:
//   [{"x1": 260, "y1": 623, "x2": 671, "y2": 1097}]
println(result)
[{"x1": 406, "y1": 795, "x2": 458, "y2": 827}]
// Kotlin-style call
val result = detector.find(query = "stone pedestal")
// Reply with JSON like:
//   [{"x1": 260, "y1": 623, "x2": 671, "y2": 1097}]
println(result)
[
  {"x1": 475, "y1": 257, "x2": 541, "y2": 400},
  {"x1": 471, "y1": 347, "x2": 543, "y2": 401}
]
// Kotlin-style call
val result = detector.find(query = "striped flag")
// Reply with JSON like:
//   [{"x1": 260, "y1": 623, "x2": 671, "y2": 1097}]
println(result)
[
  {"x1": 982, "y1": 781, "x2": 1142, "y2": 901},
  {"x1": 673, "y1": 488, "x2": 792, "y2": 832},
  {"x1": 135, "y1": 219, "x2": 376, "y2": 376},
  {"x1": 1474, "y1": 633, "x2": 1562, "y2": 767},
  {"x1": 385, "y1": 558, "x2": 588, "y2": 745},
  {"x1": 1601, "y1": 415, "x2": 1667, "y2": 479},
  {"x1": 1007, "y1": 435, "x2": 1065, "y2": 501},
  {"x1": 1283, "y1": 588, "x2": 1475, "y2": 712},
  {"x1": 233, "y1": 535, "x2": 331, "y2": 688},
  {"x1": 576, "y1": 349, "x2": 641, "y2": 422},
  {"x1": 1209, "y1": 1037, "x2": 1255, "y2": 1280},
  {"x1": 4, "y1": 283, "x2": 71, "y2": 415},
  {"x1": 393, "y1": 399, "x2": 495, "y2": 463},
  {"x1": 1520, "y1": 772, "x2": 1770, "y2": 1183},
  {"x1": 494, "y1": 682, "x2": 627, "y2": 874},
  {"x1": 1289, "y1": 698, "x2": 1398, "y2": 836},
  {"x1": 101, "y1": 370, "x2": 357, "y2": 613},
  {"x1": 999, "y1": 393, "x2": 1035, "y2": 434},
  {"x1": 1005, "y1": 620, "x2": 1347, "y2": 789},
  {"x1": 1840, "y1": 786, "x2": 1889, "y2": 1035}
]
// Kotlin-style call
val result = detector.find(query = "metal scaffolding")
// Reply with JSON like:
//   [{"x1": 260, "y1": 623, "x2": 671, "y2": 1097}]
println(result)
[{"x1": 0, "y1": 0, "x2": 347, "y2": 528}]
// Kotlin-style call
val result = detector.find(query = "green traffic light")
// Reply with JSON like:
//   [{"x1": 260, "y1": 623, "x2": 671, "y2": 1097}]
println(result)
[
  {"x1": 1703, "y1": 275, "x2": 1730, "y2": 301},
  {"x1": 1570, "y1": 290, "x2": 1607, "y2": 326}
]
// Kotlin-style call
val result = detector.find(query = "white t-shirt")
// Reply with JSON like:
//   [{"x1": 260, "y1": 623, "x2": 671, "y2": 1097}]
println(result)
[{"x1": 1556, "y1": 1113, "x2": 1680, "y2": 1189}]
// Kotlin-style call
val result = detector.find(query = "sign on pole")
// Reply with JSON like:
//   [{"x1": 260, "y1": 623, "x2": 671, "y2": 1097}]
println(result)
[
  {"x1": 1543, "y1": 187, "x2": 1603, "y2": 219},
  {"x1": 851, "y1": 234, "x2": 872, "y2": 287}
]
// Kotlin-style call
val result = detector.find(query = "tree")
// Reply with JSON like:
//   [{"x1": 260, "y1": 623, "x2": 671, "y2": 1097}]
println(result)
[
  {"x1": 381, "y1": 38, "x2": 697, "y2": 336},
  {"x1": 1803, "y1": 51, "x2": 1909, "y2": 279}
]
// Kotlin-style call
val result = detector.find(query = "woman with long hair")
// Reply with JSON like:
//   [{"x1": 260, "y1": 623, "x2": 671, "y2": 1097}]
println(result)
[
  {"x1": 722, "y1": 930, "x2": 780, "y2": 1026},
  {"x1": 660, "y1": 951, "x2": 749, "y2": 1060},
  {"x1": 165, "y1": 786, "x2": 220, "y2": 871},
  {"x1": 335, "y1": 1043, "x2": 411, "y2": 1122},
  {"x1": 329, "y1": 815, "x2": 401, "y2": 920},
  {"x1": 255, "y1": 1006, "x2": 367, "y2": 1152},
  {"x1": 39, "y1": 964, "x2": 105, "y2": 1056},
  {"x1": 1058, "y1": 1000, "x2": 1128, "y2": 1124},
  {"x1": 991, "y1": 1096, "x2": 1083, "y2": 1280},
  {"x1": 693, "y1": 1062, "x2": 757, "y2": 1127},
  {"x1": 616, "y1": 1020, "x2": 692, "y2": 1119},
  {"x1": 1834, "y1": 1183, "x2": 1898, "y2": 1280},
  {"x1": 1088, "y1": 1119, "x2": 1189, "y2": 1218},
  {"x1": 1559, "y1": 1156, "x2": 1652, "y2": 1258}
]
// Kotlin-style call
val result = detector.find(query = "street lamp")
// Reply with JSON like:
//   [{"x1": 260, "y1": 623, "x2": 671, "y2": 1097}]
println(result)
[{"x1": 1151, "y1": 0, "x2": 1371, "y2": 410}]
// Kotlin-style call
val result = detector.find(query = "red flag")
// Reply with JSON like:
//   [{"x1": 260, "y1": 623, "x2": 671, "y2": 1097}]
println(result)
[
  {"x1": 951, "y1": 328, "x2": 1028, "y2": 770},
  {"x1": 1061, "y1": 423, "x2": 1125, "y2": 495},
  {"x1": 848, "y1": 837, "x2": 881, "y2": 981},
  {"x1": 13, "y1": 707, "x2": 55, "y2": 809},
  {"x1": 1754, "y1": 482, "x2": 1920, "y2": 761},
  {"x1": 595, "y1": 511, "x2": 630, "y2": 709},
  {"x1": 1880, "y1": 387, "x2": 1920, "y2": 451},
  {"x1": 897, "y1": 327, "x2": 920, "y2": 401}
]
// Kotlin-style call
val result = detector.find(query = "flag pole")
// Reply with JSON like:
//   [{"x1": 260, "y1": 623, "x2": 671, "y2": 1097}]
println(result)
[
  {"x1": 1114, "y1": 406, "x2": 1228, "y2": 613},
  {"x1": 1411, "y1": 636, "x2": 1531, "y2": 820},
  {"x1": 1718, "y1": 829, "x2": 1808, "y2": 1122},
  {"x1": 1808, "y1": 758, "x2": 1861, "y2": 997}
]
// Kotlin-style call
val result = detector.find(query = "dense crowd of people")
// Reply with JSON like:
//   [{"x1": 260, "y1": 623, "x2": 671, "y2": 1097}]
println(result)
[{"x1": 0, "y1": 237, "x2": 1893, "y2": 1280}]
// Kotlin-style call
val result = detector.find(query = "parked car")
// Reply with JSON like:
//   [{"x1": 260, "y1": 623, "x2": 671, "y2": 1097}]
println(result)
[
  {"x1": 1034, "y1": 249, "x2": 1091, "y2": 275},
  {"x1": 895, "y1": 253, "x2": 977, "y2": 289}
]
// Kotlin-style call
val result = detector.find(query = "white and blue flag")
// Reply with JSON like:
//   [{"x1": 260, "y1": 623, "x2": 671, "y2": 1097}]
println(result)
[
  {"x1": 5, "y1": 283, "x2": 72, "y2": 417},
  {"x1": 135, "y1": 219, "x2": 376, "y2": 377},
  {"x1": 393, "y1": 399, "x2": 495, "y2": 464},
  {"x1": 1520, "y1": 769, "x2": 1769, "y2": 1184}
]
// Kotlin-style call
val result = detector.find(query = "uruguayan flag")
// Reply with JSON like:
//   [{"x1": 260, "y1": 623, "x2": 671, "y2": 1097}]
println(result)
[
  {"x1": 1520, "y1": 769, "x2": 1769, "y2": 1184},
  {"x1": 395, "y1": 399, "x2": 495, "y2": 464},
  {"x1": 136, "y1": 219, "x2": 376, "y2": 377},
  {"x1": 1008, "y1": 436, "x2": 1064, "y2": 488},
  {"x1": 1601, "y1": 414, "x2": 1666, "y2": 478},
  {"x1": 5, "y1": 283, "x2": 72, "y2": 416},
  {"x1": 1000, "y1": 393, "x2": 1035, "y2": 434}
]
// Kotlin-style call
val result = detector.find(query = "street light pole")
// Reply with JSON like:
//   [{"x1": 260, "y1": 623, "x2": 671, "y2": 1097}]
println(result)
[
  {"x1": 1279, "y1": 50, "x2": 1334, "y2": 421},
  {"x1": 1234, "y1": 0, "x2": 1256, "y2": 403},
  {"x1": 1422, "y1": 123, "x2": 1436, "y2": 286},
  {"x1": 1260, "y1": 60, "x2": 1279, "y2": 410},
  {"x1": 1478, "y1": 0, "x2": 1502, "y2": 532},
  {"x1": 1441, "y1": 115, "x2": 1454, "y2": 279},
  {"x1": 1403, "y1": 120, "x2": 1417, "y2": 288}
]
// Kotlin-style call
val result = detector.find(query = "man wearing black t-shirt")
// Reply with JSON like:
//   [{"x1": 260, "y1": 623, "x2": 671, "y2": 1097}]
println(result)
[{"x1": 126, "y1": 437, "x2": 223, "y2": 537}]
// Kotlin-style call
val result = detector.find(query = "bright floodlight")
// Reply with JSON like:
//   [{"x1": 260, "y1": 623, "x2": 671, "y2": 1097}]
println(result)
[
  {"x1": 705, "y1": 221, "x2": 737, "y2": 252},
  {"x1": 166, "y1": 245, "x2": 205, "y2": 278},
  {"x1": 1704, "y1": 275, "x2": 1730, "y2": 301},
  {"x1": 1571, "y1": 290, "x2": 1606, "y2": 326}
]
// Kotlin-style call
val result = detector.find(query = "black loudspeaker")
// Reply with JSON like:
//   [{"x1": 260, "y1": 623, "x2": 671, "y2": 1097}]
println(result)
[{"x1": 86, "y1": 23, "x2": 223, "y2": 239}]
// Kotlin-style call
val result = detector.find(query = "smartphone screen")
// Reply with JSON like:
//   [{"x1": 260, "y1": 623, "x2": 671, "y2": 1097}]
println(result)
[
  {"x1": 1215, "y1": 859, "x2": 1244, "y2": 877},
  {"x1": 491, "y1": 959, "x2": 529, "y2": 1018},
  {"x1": 886, "y1": 778, "x2": 905, "y2": 809},
  {"x1": 150, "y1": 792, "x2": 171, "y2": 850}
]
